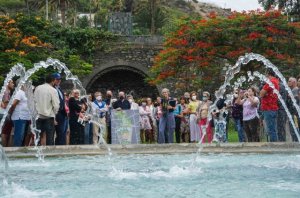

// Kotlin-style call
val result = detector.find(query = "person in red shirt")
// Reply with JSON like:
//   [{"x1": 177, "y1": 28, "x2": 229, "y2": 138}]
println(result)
[{"x1": 259, "y1": 69, "x2": 279, "y2": 142}]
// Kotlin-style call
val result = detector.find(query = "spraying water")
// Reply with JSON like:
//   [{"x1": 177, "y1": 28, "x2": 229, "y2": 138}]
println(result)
[
  {"x1": 250, "y1": 71, "x2": 300, "y2": 142},
  {"x1": 0, "y1": 63, "x2": 26, "y2": 104},
  {"x1": 213, "y1": 53, "x2": 300, "y2": 121},
  {"x1": 0, "y1": 145, "x2": 8, "y2": 170},
  {"x1": 200, "y1": 53, "x2": 300, "y2": 144},
  {"x1": 0, "y1": 58, "x2": 110, "y2": 159},
  {"x1": 0, "y1": 58, "x2": 86, "y2": 135}
]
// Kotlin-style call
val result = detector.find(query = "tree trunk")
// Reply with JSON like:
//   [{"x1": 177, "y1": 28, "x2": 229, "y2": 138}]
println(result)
[
  {"x1": 150, "y1": 0, "x2": 156, "y2": 35},
  {"x1": 89, "y1": 0, "x2": 92, "y2": 27},
  {"x1": 25, "y1": 0, "x2": 30, "y2": 15},
  {"x1": 60, "y1": 0, "x2": 66, "y2": 26},
  {"x1": 46, "y1": 0, "x2": 49, "y2": 20},
  {"x1": 74, "y1": 6, "x2": 77, "y2": 27}
]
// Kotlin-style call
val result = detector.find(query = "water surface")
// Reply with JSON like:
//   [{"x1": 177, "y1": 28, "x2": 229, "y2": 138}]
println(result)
[{"x1": 1, "y1": 153, "x2": 300, "y2": 198}]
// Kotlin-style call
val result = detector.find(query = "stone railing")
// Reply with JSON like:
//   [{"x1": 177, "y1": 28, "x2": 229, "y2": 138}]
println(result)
[{"x1": 119, "y1": 35, "x2": 164, "y2": 45}]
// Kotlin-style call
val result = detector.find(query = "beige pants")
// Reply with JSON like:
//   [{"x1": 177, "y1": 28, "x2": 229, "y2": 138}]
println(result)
[{"x1": 93, "y1": 117, "x2": 106, "y2": 144}]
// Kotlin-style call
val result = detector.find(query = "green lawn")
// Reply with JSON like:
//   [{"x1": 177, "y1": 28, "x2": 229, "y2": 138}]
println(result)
[{"x1": 227, "y1": 119, "x2": 239, "y2": 142}]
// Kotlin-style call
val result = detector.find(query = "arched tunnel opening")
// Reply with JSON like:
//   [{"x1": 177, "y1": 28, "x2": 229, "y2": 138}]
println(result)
[{"x1": 87, "y1": 66, "x2": 159, "y2": 99}]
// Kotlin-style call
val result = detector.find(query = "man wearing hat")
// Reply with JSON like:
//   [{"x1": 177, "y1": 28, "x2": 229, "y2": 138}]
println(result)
[{"x1": 52, "y1": 73, "x2": 67, "y2": 145}]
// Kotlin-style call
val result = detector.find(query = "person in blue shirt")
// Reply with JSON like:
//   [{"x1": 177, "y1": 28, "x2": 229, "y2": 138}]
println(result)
[
  {"x1": 91, "y1": 92, "x2": 107, "y2": 144},
  {"x1": 173, "y1": 98, "x2": 183, "y2": 143}
]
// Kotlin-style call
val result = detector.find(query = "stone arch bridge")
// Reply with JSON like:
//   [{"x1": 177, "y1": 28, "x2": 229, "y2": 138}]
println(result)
[{"x1": 82, "y1": 36, "x2": 163, "y2": 99}]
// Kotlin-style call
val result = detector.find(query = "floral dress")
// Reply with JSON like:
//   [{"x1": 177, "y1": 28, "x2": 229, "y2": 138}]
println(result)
[{"x1": 139, "y1": 106, "x2": 152, "y2": 130}]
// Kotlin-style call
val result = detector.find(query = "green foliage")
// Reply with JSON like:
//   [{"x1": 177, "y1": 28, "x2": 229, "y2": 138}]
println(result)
[
  {"x1": 0, "y1": 0, "x2": 24, "y2": 10},
  {"x1": 0, "y1": 14, "x2": 116, "y2": 85},
  {"x1": 259, "y1": 0, "x2": 300, "y2": 19},
  {"x1": 66, "y1": 55, "x2": 93, "y2": 76},
  {"x1": 1, "y1": 0, "x2": 205, "y2": 35},
  {"x1": 77, "y1": 16, "x2": 90, "y2": 28}
]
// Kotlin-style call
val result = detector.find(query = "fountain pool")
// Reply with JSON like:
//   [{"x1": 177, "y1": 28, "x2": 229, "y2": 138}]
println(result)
[{"x1": 1, "y1": 153, "x2": 300, "y2": 198}]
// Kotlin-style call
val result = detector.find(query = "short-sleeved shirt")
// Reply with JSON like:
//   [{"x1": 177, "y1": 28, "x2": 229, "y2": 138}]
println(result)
[
  {"x1": 261, "y1": 77, "x2": 279, "y2": 111},
  {"x1": 11, "y1": 90, "x2": 31, "y2": 120},
  {"x1": 243, "y1": 97, "x2": 259, "y2": 121},
  {"x1": 188, "y1": 100, "x2": 199, "y2": 113}
]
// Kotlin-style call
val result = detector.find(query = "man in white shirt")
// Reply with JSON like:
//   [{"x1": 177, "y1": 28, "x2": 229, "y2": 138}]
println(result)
[
  {"x1": 34, "y1": 74, "x2": 60, "y2": 145},
  {"x1": 10, "y1": 84, "x2": 31, "y2": 146}
]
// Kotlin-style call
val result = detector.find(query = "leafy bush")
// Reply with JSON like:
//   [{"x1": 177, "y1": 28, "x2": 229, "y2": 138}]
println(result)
[{"x1": 0, "y1": 14, "x2": 115, "y2": 85}]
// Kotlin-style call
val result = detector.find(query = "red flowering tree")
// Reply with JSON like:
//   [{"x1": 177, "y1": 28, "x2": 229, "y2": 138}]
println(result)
[{"x1": 148, "y1": 10, "x2": 300, "y2": 92}]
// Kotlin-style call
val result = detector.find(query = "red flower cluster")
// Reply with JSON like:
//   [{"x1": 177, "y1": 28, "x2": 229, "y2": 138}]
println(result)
[
  {"x1": 266, "y1": 26, "x2": 287, "y2": 35},
  {"x1": 195, "y1": 41, "x2": 213, "y2": 48},
  {"x1": 248, "y1": 32, "x2": 262, "y2": 40}
]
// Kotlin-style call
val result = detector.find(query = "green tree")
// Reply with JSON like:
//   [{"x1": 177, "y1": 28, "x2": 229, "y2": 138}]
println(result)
[
  {"x1": 77, "y1": 16, "x2": 89, "y2": 28},
  {"x1": 258, "y1": 0, "x2": 286, "y2": 9},
  {"x1": 133, "y1": 0, "x2": 167, "y2": 35},
  {"x1": 28, "y1": 0, "x2": 80, "y2": 26},
  {"x1": 0, "y1": 14, "x2": 116, "y2": 85},
  {"x1": 259, "y1": 0, "x2": 300, "y2": 20}
]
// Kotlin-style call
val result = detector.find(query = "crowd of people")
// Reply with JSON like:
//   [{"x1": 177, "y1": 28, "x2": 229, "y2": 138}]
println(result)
[{"x1": 1, "y1": 69, "x2": 300, "y2": 147}]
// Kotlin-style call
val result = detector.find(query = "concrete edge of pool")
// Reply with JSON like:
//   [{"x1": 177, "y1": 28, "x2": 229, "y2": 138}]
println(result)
[{"x1": 3, "y1": 142, "x2": 300, "y2": 158}]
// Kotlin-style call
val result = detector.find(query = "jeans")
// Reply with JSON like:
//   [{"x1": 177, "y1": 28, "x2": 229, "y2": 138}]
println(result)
[
  {"x1": 84, "y1": 122, "x2": 91, "y2": 144},
  {"x1": 158, "y1": 112, "x2": 175, "y2": 143},
  {"x1": 233, "y1": 118, "x2": 245, "y2": 142},
  {"x1": 263, "y1": 110, "x2": 278, "y2": 142},
  {"x1": 13, "y1": 119, "x2": 30, "y2": 146}
]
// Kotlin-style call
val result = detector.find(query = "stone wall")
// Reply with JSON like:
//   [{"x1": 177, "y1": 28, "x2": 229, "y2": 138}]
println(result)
[
  {"x1": 93, "y1": 36, "x2": 163, "y2": 70},
  {"x1": 83, "y1": 36, "x2": 164, "y2": 98}
]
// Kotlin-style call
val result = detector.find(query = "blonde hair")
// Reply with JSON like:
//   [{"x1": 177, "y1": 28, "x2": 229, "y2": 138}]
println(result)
[{"x1": 72, "y1": 89, "x2": 80, "y2": 96}]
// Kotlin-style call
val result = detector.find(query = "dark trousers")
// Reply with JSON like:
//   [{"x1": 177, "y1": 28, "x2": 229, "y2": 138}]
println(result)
[
  {"x1": 156, "y1": 119, "x2": 160, "y2": 142},
  {"x1": 277, "y1": 109, "x2": 287, "y2": 142},
  {"x1": 289, "y1": 115, "x2": 299, "y2": 142},
  {"x1": 69, "y1": 118, "x2": 84, "y2": 145},
  {"x1": 175, "y1": 116, "x2": 181, "y2": 143},
  {"x1": 37, "y1": 118, "x2": 55, "y2": 145},
  {"x1": 107, "y1": 122, "x2": 111, "y2": 144},
  {"x1": 55, "y1": 112, "x2": 67, "y2": 145},
  {"x1": 243, "y1": 117, "x2": 260, "y2": 142},
  {"x1": 84, "y1": 123, "x2": 93, "y2": 144}
]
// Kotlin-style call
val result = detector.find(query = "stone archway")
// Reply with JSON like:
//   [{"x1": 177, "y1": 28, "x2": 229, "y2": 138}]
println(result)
[{"x1": 85, "y1": 64, "x2": 159, "y2": 99}]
